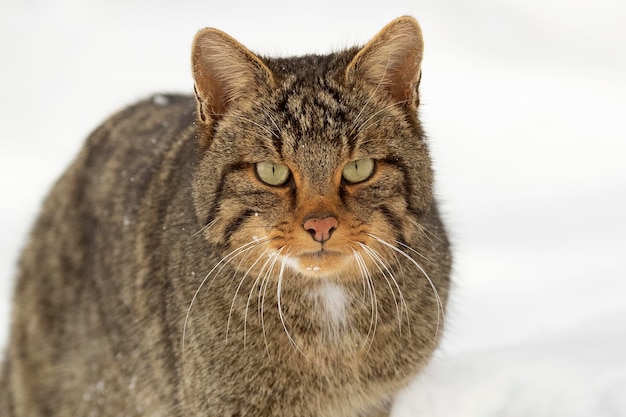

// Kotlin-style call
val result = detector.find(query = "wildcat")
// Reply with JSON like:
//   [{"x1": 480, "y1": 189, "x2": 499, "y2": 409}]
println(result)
[{"x1": 0, "y1": 16, "x2": 451, "y2": 417}]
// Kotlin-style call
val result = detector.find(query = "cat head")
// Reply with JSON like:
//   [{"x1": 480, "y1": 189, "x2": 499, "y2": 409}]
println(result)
[{"x1": 191, "y1": 17, "x2": 434, "y2": 282}]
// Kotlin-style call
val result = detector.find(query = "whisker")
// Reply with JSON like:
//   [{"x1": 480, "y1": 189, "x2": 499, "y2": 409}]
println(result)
[
  {"x1": 358, "y1": 243, "x2": 402, "y2": 329},
  {"x1": 244, "y1": 248, "x2": 277, "y2": 348},
  {"x1": 380, "y1": 241, "x2": 404, "y2": 276},
  {"x1": 276, "y1": 250, "x2": 308, "y2": 360},
  {"x1": 352, "y1": 249, "x2": 378, "y2": 355},
  {"x1": 367, "y1": 233, "x2": 445, "y2": 343},
  {"x1": 396, "y1": 240, "x2": 433, "y2": 265},
  {"x1": 183, "y1": 238, "x2": 265, "y2": 360},
  {"x1": 408, "y1": 218, "x2": 445, "y2": 246},
  {"x1": 258, "y1": 248, "x2": 283, "y2": 355},
  {"x1": 359, "y1": 243, "x2": 409, "y2": 334},
  {"x1": 354, "y1": 250, "x2": 369, "y2": 305},
  {"x1": 258, "y1": 273, "x2": 272, "y2": 356},
  {"x1": 226, "y1": 247, "x2": 270, "y2": 341},
  {"x1": 190, "y1": 218, "x2": 218, "y2": 240},
  {"x1": 351, "y1": 248, "x2": 367, "y2": 304}
]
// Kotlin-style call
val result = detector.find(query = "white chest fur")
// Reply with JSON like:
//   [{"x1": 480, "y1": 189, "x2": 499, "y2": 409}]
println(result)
[{"x1": 307, "y1": 281, "x2": 350, "y2": 332}]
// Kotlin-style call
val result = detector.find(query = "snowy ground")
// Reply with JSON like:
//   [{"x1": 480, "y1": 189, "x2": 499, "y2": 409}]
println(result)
[{"x1": 1, "y1": 0, "x2": 625, "y2": 415}]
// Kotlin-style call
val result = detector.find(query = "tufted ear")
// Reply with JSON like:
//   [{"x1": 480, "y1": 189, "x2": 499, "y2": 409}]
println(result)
[
  {"x1": 191, "y1": 28, "x2": 274, "y2": 122},
  {"x1": 346, "y1": 16, "x2": 424, "y2": 108}
]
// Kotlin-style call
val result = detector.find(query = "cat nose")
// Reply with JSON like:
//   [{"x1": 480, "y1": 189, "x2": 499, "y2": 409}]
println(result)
[{"x1": 303, "y1": 215, "x2": 338, "y2": 243}]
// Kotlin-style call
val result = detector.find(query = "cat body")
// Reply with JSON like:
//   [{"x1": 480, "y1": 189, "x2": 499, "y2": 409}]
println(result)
[{"x1": 0, "y1": 17, "x2": 451, "y2": 416}]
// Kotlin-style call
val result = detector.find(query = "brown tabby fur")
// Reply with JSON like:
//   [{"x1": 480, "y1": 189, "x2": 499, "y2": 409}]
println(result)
[{"x1": 0, "y1": 16, "x2": 451, "y2": 416}]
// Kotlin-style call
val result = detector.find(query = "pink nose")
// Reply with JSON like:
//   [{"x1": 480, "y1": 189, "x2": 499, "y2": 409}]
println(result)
[{"x1": 303, "y1": 216, "x2": 338, "y2": 243}]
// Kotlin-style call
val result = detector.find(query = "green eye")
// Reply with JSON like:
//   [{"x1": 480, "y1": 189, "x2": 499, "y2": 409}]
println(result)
[
  {"x1": 255, "y1": 161, "x2": 291, "y2": 186},
  {"x1": 342, "y1": 158, "x2": 375, "y2": 184}
]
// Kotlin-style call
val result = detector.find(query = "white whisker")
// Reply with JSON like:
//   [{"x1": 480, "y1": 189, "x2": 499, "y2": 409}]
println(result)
[
  {"x1": 244, "y1": 248, "x2": 277, "y2": 348},
  {"x1": 359, "y1": 243, "x2": 409, "y2": 333},
  {"x1": 190, "y1": 218, "x2": 218, "y2": 240},
  {"x1": 226, "y1": 247, "x2": 270, "y2": 341},
  {"x1": 408, "y1": 218, "x2": 445, "y2": 246},
  {"x1": 276, "y1": 250, "x2": 308, "y2": 360},
  {"x1": 367, "y1": 233, "x2": 445, "y2": 343},
  {"x1": 351, "y1": 248, "x2": 368, "y2": 304},
  {"x1": 258, "y1": 248, "x2": 283, "y2": 354},
  {"x1": 359, "y1": 244, "x2": 401, "y2": 326},
  {"x1": 352, "y1": 249, "x2": 378, "y2": 355},
  {"x1": 397, "y1": 239, "x2": 433, "y2": 265},
  {"x1": 183, "y1": 238, "x2": 266, "y2": 360}
]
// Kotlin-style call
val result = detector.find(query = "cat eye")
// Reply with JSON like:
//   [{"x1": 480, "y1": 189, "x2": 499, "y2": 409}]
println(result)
[
  {"x1": 255, "y1": 161, "x2": 291, "y2": 186},
  {"x1": 342, "y1": 158, "x2": 375, "y2": 184}
]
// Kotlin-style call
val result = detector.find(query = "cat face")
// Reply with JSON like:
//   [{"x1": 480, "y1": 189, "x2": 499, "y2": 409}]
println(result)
[{"x1": 192, "y1": 17, "x2": 433, "y2": 283}]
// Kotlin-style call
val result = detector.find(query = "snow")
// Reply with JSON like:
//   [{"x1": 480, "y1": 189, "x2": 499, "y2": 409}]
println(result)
[
  {"x1": 1, "y1": 0, "x2": 625, "y2": 415},
  {"x1": 395, "y1": 312, "x2": 626, "y2": 416}
]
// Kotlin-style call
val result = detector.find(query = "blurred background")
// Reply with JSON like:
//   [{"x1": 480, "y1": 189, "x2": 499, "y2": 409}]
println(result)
[{"x1": 1, "y1": 0, "x2": 625, "y2": 414}]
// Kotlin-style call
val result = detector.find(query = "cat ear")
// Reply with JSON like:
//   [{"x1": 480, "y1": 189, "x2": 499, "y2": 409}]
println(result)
[
  {"x1": 346, "y1": 16, "x2": 424, "y2": 107},
  {"x1": 192, "y1": 28, "x2": 274, "y2": 121}
]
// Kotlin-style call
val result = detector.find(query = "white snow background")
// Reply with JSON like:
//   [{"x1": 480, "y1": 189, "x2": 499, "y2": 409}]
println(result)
[{"x1": 1, "y1": 0, "x2": 625, "y2": 415}]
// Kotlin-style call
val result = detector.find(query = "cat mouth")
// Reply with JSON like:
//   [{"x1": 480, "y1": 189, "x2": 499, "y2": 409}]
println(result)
[{"x1": 285, "y1": 250, "x2": 349, "y2": 277}]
